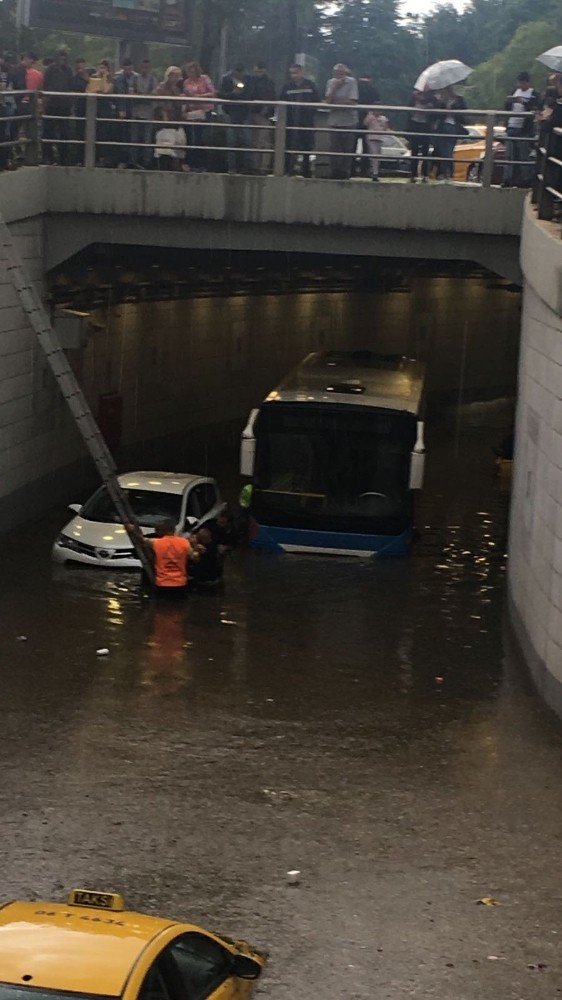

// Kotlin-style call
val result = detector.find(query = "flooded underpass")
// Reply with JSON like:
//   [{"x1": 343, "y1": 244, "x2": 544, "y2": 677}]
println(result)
[{"x1": 1, "y1": 256, "x2": 562, "y2": 999}]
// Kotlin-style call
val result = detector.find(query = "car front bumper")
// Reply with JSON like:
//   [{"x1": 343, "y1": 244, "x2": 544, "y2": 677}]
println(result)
[{"x1": 52, "y1": 541, "x2": 141, "y2": 569}]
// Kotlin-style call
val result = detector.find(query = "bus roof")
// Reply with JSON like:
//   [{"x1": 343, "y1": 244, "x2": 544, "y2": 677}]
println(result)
[{"x1": 264, "y1": 352, "x2": 426, "y2": 416}]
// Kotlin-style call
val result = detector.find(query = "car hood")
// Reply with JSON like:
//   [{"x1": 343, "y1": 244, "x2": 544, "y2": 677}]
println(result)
[{"x1": 59, "y1": 516, "x2": 154, "y2": 549}]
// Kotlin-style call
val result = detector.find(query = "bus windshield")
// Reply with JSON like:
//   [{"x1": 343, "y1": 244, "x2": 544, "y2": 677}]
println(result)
[{"x1": 254, "y1": 404, "x2": 416, "y2": 526}]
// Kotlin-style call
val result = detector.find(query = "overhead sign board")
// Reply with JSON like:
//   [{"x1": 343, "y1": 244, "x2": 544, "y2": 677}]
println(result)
[{"x1": 22, "y1": 0, "x2": 189, "y2": 43}]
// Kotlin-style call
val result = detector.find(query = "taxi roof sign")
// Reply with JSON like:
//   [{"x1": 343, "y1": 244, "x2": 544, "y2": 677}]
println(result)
[{"x1": 68, "y1": 889, "x2": 125, "y2": 911}]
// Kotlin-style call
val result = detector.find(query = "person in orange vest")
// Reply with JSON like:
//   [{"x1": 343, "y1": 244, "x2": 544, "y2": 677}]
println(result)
[{"x1": 127, "y1": 518, "x2": 204, "y2": 597}]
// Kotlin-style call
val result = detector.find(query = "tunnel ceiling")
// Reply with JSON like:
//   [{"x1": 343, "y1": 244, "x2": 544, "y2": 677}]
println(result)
[{"x1": 48, "y1": 246, "x2": 522, "y2": 310}]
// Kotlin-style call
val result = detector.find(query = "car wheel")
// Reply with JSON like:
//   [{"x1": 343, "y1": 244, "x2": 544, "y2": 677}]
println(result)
[{"x1": 467, "y1": 163, "x2": 481, "y2": 183}]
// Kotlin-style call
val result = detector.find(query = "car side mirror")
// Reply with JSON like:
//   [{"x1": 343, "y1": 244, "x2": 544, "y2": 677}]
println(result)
[
  {"x1": 68, "y1": 503, "x2": 82, "y2": 514},
  {"x1": 231, "y1": 955, "x2": 261, "y2": 981}
]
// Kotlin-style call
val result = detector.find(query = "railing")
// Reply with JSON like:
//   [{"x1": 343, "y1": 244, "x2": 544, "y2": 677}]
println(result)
[
  {"x1": 533, "y1": 125, "x2": 562, "y2": 232},
  {"x1": 0, "y1": 91, "x2": 536, "y2": 186}
]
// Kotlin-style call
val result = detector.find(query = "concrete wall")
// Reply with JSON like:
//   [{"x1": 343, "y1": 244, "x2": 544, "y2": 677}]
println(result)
[
  {"x1": 509, "y1": 199, "x2": 562, "y2": 714},
  {"x1": 0, "y1": 215, "x2": 93, "y2": 528}
]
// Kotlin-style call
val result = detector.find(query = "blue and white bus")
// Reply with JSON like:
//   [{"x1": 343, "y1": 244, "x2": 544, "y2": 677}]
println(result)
[{"x1": 240, "y1": 351, "x2": 426, "y2": 556}]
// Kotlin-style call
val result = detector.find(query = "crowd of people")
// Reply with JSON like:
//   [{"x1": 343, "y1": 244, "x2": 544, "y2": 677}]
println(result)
[{"x1": 1, "y1": 46, "x2": 561, "y2": 184}]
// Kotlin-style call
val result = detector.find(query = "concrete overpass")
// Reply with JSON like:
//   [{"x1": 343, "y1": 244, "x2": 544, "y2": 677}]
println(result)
[{"x1": 1, "y1": 166, "x2": 526, "y2": 278}]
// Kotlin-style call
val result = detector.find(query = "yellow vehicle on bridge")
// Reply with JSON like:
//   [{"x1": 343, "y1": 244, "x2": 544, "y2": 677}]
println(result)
[{"x1": 0, "y1": 889, "x2": 265, "y2": 1000}]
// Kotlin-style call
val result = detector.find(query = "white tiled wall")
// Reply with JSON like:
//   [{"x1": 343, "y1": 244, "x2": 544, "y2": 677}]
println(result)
[{"x1": 509, "y1": 285, "x2": 562, "y2": 683}]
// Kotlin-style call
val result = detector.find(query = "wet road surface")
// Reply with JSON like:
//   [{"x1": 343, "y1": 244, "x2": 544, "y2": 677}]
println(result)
[{"x1": 1, "y1": 421, "x2": 562, "y2": 999}]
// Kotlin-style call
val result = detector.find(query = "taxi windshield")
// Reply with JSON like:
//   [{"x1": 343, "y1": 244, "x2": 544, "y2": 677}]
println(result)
[{"x1": 0, "y1": 988, "x2": 115, "y2": 1000}]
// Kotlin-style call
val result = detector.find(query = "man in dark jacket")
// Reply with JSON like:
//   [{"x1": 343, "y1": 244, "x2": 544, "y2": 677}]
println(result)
[
  {"x1": 219, "y1": 64, "x2": 250, "y2": 172},
  {"x1": 113, "y1": 59, "x2": 140, "y2": 166},
  {"x1": 71, "y1": 57, "x2": 90, "y2": 165},
  {"x1": 43, "y1": 50, "x2": 74, "y2": 164},
  {"x1": 245, "y1": 62, "x2": 276, "y2": 174},
  {"x1": 279, "y1": 64, "x2": 319, "y2": 177}
]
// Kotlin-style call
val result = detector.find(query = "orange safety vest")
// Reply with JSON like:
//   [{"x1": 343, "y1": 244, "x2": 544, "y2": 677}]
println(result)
[{"x1": 152, "y1": 535, "x2": 191, "y2": 588}]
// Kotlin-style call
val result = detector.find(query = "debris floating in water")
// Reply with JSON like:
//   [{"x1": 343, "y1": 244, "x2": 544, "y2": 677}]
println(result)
[{"x1": 96, "y1": 648, "x2": 110, "y2": 656}]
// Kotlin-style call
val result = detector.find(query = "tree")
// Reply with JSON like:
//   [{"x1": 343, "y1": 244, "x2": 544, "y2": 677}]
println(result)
[{"x1": 466, "y1": 20, "x2": 556, "y2": 109}]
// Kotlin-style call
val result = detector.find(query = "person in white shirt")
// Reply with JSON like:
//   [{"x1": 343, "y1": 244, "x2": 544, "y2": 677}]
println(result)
[
  {"x1": 153, "y1": 107, "x2": 186, "y2": 170},
  {"x1": 364, "y1": 110, "x2": 389, "y2": 181},
  {"x1": 325, "y1": 63, "x2": 358, "y2": 179},
  {"x1": 503, "y1": 71, "x2": 541, "y2": 187}
]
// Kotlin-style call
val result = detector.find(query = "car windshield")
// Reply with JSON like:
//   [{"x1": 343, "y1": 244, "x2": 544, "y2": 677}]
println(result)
[
  {"x1": 0, "y1": 988, "x2": 113, "y2": 1000},
  {"x1": 80, "y1": 487, "x2": 182, "y2": 527}
]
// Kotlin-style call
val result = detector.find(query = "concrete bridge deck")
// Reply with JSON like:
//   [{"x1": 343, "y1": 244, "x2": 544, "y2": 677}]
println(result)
[{"x1": 1, "y1": 167, "x2": 526, "y2": 279}]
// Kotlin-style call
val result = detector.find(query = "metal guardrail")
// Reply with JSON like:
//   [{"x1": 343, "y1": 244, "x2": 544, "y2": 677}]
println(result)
[
  {"x1": 0, "y1": 90, "x2": 536, "y2": 186},
  {"x1": 533, "y1": 126, "x2": 562, "y2": 232}
]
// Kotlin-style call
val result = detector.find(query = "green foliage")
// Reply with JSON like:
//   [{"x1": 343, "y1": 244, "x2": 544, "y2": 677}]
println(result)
[
  {"x1": 1, "y1": 0, "x2": 561, "y2": 106},
  {"x1": 466, "y1": 21, "x2": 556, "y2": 109}
]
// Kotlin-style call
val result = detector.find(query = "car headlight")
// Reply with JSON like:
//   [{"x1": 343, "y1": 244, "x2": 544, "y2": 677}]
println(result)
[{"x1": 56, "y1": 534, "x2": 82, "y2": 552}]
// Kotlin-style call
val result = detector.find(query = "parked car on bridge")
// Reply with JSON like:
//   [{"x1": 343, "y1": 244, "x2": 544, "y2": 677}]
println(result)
[
  {"x1": 377, "y1": 133, "x2": 412, "y2": 176},
  {"x1": 52, "y1": 471, "x2": 224, "y2": 568},
  {"x1": 0, "y1": 888, "x2": 265, "y2": 1000},
  {"x1": 453, "y1": 125, "x2": 507, "y2": 183}
]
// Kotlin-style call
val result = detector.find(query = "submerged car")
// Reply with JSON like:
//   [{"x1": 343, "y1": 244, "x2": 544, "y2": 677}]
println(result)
[
  {"x1": 52, "y1": 471, "x2": 224, "y2": 568},
  {"x1": 0, "y1": 888, "x2": 265, "y2": 1000}
]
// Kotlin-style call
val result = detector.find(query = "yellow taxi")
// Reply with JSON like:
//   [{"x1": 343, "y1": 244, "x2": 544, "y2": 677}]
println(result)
[
  {"x1": 453, "y1": 125, "x2": 487, "y2": 181},
  {"x1": 453, "y1": 124, "x2": 506, "y2": 182},
  {"x1": 0, "y1": 889, "x2": 265, "y2": 1000}
]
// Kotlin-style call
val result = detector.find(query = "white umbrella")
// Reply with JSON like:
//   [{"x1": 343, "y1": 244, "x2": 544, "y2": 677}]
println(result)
[
  {"x1": 537, "y1": 46, "x2": 562, "y2": 72},
  {"x1": 414, "y1": 60, "x2": 473, "y2": 92}
]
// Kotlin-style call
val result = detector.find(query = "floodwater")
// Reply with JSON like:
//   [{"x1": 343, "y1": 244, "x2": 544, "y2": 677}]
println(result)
[{"x1": 1, "y1": 417, "x2": 562, "y2": 999}]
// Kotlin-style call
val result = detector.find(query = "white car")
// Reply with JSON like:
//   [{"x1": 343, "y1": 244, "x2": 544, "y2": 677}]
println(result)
[{"x1": 52, "y1": 471, "x2": 225, "y2": 568}]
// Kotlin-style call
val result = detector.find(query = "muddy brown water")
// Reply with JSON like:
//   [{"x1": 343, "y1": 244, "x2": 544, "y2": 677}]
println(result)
[{"x1": 1, "y1": 415, "x2": 562, "y2": 999}]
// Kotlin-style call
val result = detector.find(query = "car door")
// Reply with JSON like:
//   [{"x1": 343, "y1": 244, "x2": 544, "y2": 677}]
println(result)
[
  {"x1": 138, "y1": 931, "x2": 245, "y2": 1000},
  {"x1": 183, "y1": 481, "x2": 221, "y2": 532}
]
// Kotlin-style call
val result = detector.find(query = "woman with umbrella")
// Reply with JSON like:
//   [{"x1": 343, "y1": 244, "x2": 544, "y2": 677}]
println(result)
[
  {"x1": 408, "y1": 61, "x2": 472, "y2": 182},
  {"x1": 406, "y1": 88, "x2": 438, "y2": 182},
  {"x1": 433, "y1": 85, "x2": 467, "y2": 180}
]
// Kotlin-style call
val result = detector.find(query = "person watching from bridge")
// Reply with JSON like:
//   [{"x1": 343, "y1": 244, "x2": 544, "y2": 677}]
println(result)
[
  {"x1": 153, "y1": 107, "x2": 185, "y2": 170},
  {"x1": 182, "y1": 62, "x2": 216, "y2": 172},
  {"x1": 325, "y1": 63, "x2": 358, "y2": 180},
  {"x1": 245, "y1": 62, "x2": 276, "y2": 175},
  {"x1": 503, "y1": 71, "x2": 541, "y2": 188},
  {"x1": 218, "y1": 64, "x2": 250, "y2": 172},
  {"x1": 71, "y1": 58, "x2": 90, "y2": 165},
  {"x1": 364, "y1": 108, "x2": 389, "y2": 181},
  {"x1": 356, "y1": 72, "x2": 380, "y2": 176},
  {"x1": 406, "y1": 89, "x2": 438, "y2": 183},
  {"x1": 433, "y1": 85, "x2": 467, "y2": 180},
  {"x1": 113, "y1": 58, "x2": 140, "y2": 167},
  {"x1": 86, "y1": 60, "x2": 114, "y2": 166},
  {"x1": 43, "y1": 50, "x2": 74, "y2": 165},
  {"x1": 131, "y1": 58, "x2": 157, "y2": 169},
  {"x1": 279, "y1": 64, "x2": 319, "y2": 178},
  {"x1": 22, "y1": 52, "x2": 43, "y2": 92},
  {"x1": 126, "y1": 518, "x2": 205, "y2": 598}
]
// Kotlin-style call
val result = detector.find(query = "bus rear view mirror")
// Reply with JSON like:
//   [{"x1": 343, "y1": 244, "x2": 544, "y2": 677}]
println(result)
[
  {"x1": 240, "y1": 408, "x2": 259, "y2": 477},
  {"x1": 409, "y1": 421, "x2": 426, "y2": 490}
]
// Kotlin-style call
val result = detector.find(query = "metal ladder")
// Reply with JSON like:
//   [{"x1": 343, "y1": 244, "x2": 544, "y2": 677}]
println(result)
[{"x1": 0, "y1": 214, "x2": 155, "y2": 583}]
